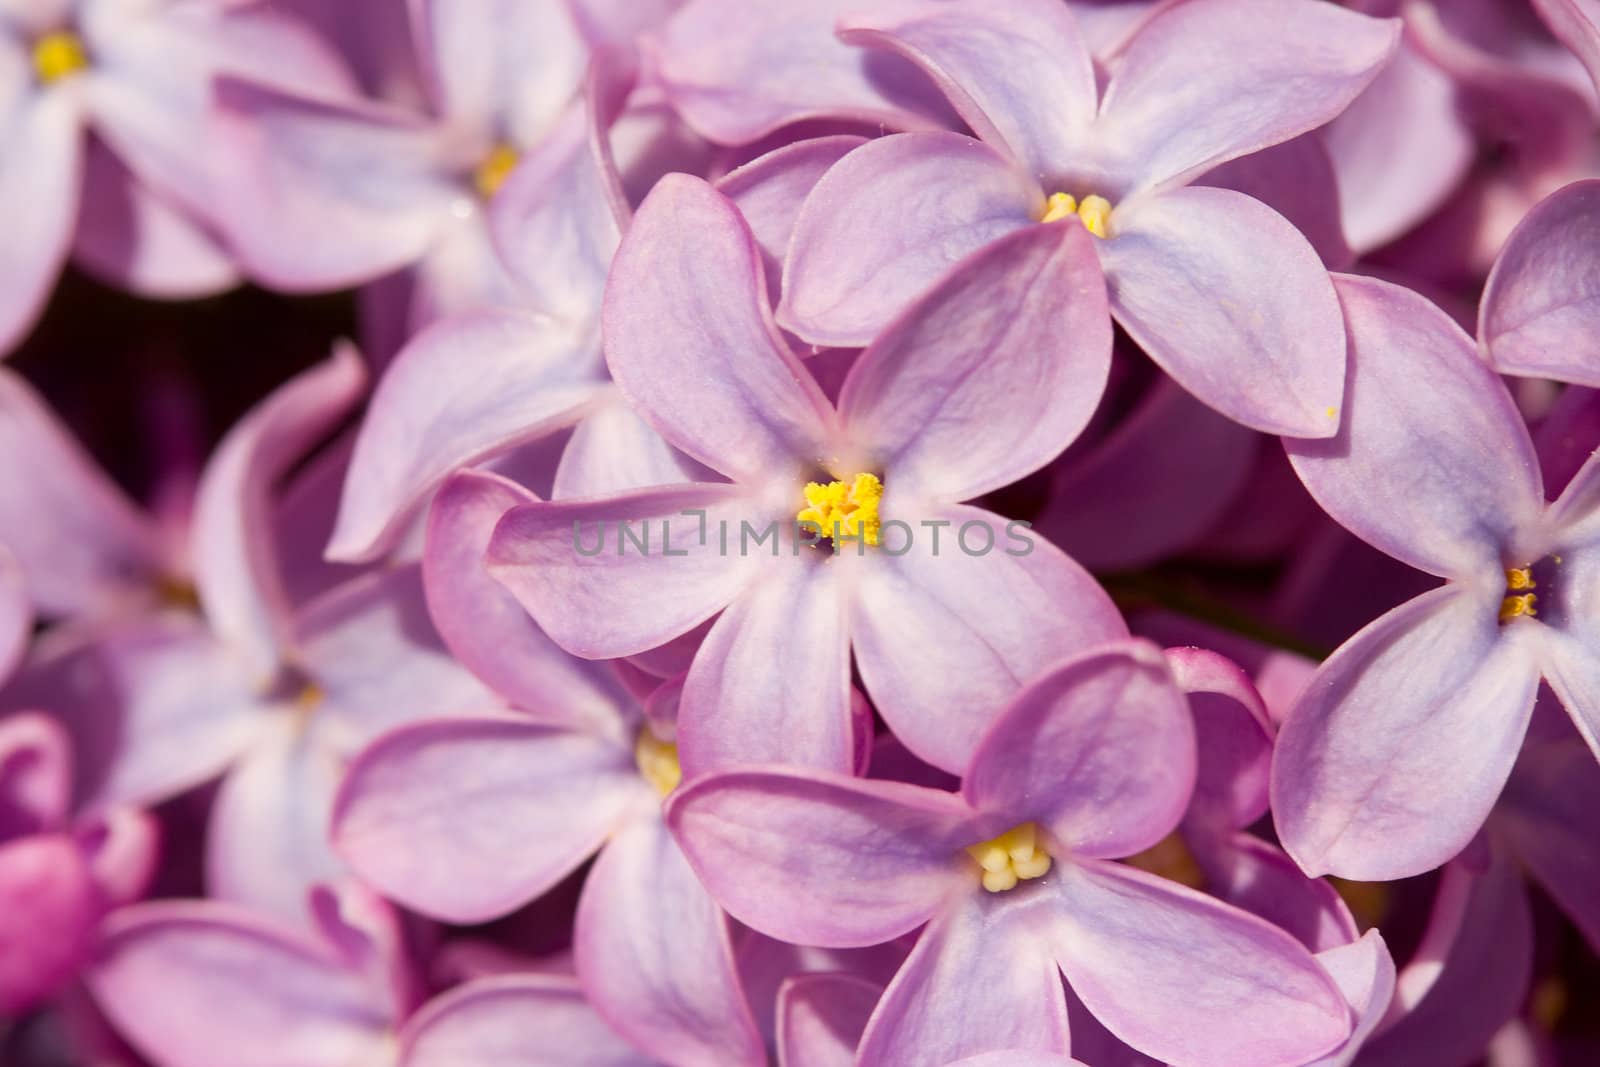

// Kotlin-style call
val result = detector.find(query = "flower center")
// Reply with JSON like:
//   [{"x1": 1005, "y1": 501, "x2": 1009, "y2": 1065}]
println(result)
[
  {"x1": 1041, "y1": 192, "x2": 1113, "y2": 238},
  {"x1": 796, "y1": 472, "x2": 883, "y2": 546},
  {"x1": 473, "y1": 143, "x2": 519, "y2": 200},
  {"x1": 965, "y1": 822, "x2": 1051, "y2": 893},
  {"x1": 32, "y1": 30, "x2": 89, "y2": 84},
  {"x1": 1499, "y1": 565, "x2": 1537, "y2": 623},
  {"x1": 635, "y1": 729, "x2": 682, "y2": 797}
]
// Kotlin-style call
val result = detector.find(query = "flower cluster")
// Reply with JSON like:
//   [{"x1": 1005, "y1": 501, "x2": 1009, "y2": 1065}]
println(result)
[{"x1": 2, "y1": 0, "x2": 1599, "y2": 1065}]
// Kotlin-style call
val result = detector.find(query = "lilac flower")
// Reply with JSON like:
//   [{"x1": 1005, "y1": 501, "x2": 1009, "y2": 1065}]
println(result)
[
  {"x1": 1537, "y1": 0, "x2": 1600, "y2": 95},
  {"x1": 777, "y1": 0, "x2": 1399, "y2": 436},
  {"x1": 487, "y1": 172, "x2": 1124, "y2": 774},
  {"x1": 669, "y1": 641, "x2": 1353, "y2": 1067},
  {"x1": 331, "y1": 469, "x2": 764, "y2": 1066},
  {"x1": 0, "y1": 0, "x2": 350, "y2": 354},
  {"x1": 0, "y1": 712, "x2": 156, "y2": 1013},
  {"x1": 1272, "y1": 272, "x2": 1600, "y2": 880}
]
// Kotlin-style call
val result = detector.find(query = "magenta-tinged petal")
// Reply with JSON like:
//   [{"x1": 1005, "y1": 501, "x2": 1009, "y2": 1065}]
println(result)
[
  {"x1": 88, "y1": 901, "x2": 392, "y2": 1067},
  {"x1": 851, "y1": 504, "x2": 1126, "y2": 773},
  {"x1": 777, "y1": 973, "x2": 880, "y2": 1067},
  {"x1": 192, "y1": 345, "x2": 366, "y2": 684},
  {"x1": 839, "y1": 220, "x2": 1111, "y2": 501},
  {"x1": 1308, "y1": 930, "x2": 1396, "y2": 1067},
  {"x1": 0, "y1": 84, "x2": 81, "y2": 355},
  {"x1": 79, "y1": 805, "x2": 160, "y2": 909},
  {"x1": 944, "y1": 1057, "x2": 1084, "y2": 1067},
  {"x1": 1048, "y1": 860, "x2": 1351, "y2": 1067},
  {"x1": 677, "y1": 556, "x2": 853, "y2": 777},
  {"x1": 575, "y1": 817, "x2": 764, "y2": 1067},
  {"x1": 602, "y1": 174, "x2": 834, "y2": 482},
  {"x1": 1286, "y1": 274, "x2": 1544, "y2": 579},
  {"x1": 779, "y1": 132, "x2": 1038, "y2": 349},
  {"x1": 838, "y1": 0, "x2": 1096, "y2": 176},
  {"x1": 1100, "y1": 0, "x2": 1399, "y2": 191},
  {"x1": 328, "y1": 309, "x2": 604, "y2": 563},
  {"x1": 855, "y1": 890, "x2": 1071, "y2": 1067},
  {"x1": 0, "y1": 834, "x2": 97, "y2": 1014},
  {"x1": 0, "y1": 369, "x2": 163, "y2": 616},
  {"x1": 1271, "y1": 585, "x2": 1541, "y2": 880},
  {"x1": 487, "y1": 482, "x2": 766, "y2": 659},
  {"x1": 551, "y1": 395, "x2": 711, "y2": 500},
  {"x1": 1535, "y1": 0, "x2": 1600, "y2": 95},
  {"x1": 213, "y1": 79, "x2": 452, "y2": 291},
  {"x1": 1099, "y1": 186, "x2": 1346, "y2": 438},
  {"x1": 332, "y1": 713, "x2": 642, "y2": 923},
  {"x1": 666, "y1": 769, "x2": 974, "y2": 948},
  {"x1": 1199, "y1": 134, "x2": 1352, "y2": 269},
  {"x1": 965, "y1": 642, "x2": 1194, "y2": 859},
  {"x1": 716, "y1": 134, "x2": 867, "y2": 308},
  {"x1": 1166, "y1": 647, "x2": 1275, "y2": 833},
  {"x1": 1480, "y1": 179, "x2": 1600, "y2": 387},
  {"x1": 423, "y1": 470, "x2": 630, "y2": 734},
  {"x1": 652, "y1": 0, "x2": 952, "y2": 145},
  {"x1": 399, "y1": 975, "x2": 649, "y2": 1067},
  {"x1": 414, "y1": 0, "x2": 584, "y2": 145},
  {"x1": 1496, "y1": 738, "x2": 1600, "y2": 951},
  {"x1": 0, "y1": 712, "x2": 72, "y2": 835},
  {"x1": 1195, "y1": 834, "x2": 1358, "y2": 956}
]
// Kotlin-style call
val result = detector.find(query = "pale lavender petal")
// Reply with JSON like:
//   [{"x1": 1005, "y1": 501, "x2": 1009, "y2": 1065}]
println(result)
[
  {"x1": 602, "y1": 174, "x2": 835, "y2": 482},
  {"x1": 575, "y1": 816, "x2": 764, "y2": 1067},
  {"x1": 777, "y1": 973, "x2": 880, "y2": 1067},
  {"x1": 855, "y1": 890, "x2": 1071, "y2": 1067},
  {"x1": 850, "y1": 504, "x2": 1126, "y2": 773},
  {"x1": 1480, "y1": 178, "x2": 1600, "y2": 387},
  {"x1": 88, "y1": 901, "x2": 393, "y2": 1067},
  {"x1": 328, "y1": 309, "x2": 604, "y2": 563},
  {"x1": 838, "y1": 0, "x2": 1096, "y2": 176},
  {"x1": 839, "y1": 220, "x2": 1111, "y2": 501},
  {"x1": 965, "y1": 641, "x2": 1194, "y2": 859},
  {"x1": 0, "y1": 368, "x2": 163, "y2": 616},
  {"x1": 1100, "y1": 0, "x2": 1400, "y2": 191},
  {"x1": 1199, "y1": 134, "x2": 1351, "y2": 268},
  {"x1": 1048, "y1": 860, "x2": 1351, "y2": 1067},
  {"x1": 1285, "y1": 273, "x2": 1544, "y2": 579},
  {"x1": 0, "y1": 85, "x2": 82, "y2": 354},
  {"x1": 778, "y1": 132, "x2": 1038, "y2": 349},
  {"x1": 1271, "y1": 585, "x2": 1541, "y2": 880},
  {"x1": 550, "y1": 395, "x2": 710, "y2": 500},
  {"x1": 332, "y1": 713, "x2": 642, "y2": 923},
  {"x1": 487, "y1": 482, "x2": 767, "y2": 659},
  {"x1": 1099, "y1": 186, "x2": 1346, "y2": 437},
  {"x1": 1307, "y1": 930, "x2": 1396, "y2": 1067},
  {"x1": 193, "y1": 345, "x2": 367, "y2": 684},
  {"x1": 1528, "y1": 619, "x2": 1600, "y2": 763},
  {"x1": 677, "y1": 556, "x2": 853, "y2": 777},
  {"x1": 422, "y1": 470, "x2": 631, "y2": 734},
  {"x1": 666, "y1": 769, "x2": 974, "y2": 948},
  {"x1": 399, "y1": 974, "x2": 649, "y2": 1067}
]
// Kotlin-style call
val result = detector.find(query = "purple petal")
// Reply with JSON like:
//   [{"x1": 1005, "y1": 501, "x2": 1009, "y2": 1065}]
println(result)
[
  {"x1": 422, "y1": 470, "x2": 631, "y2": 732},
  {"x1": 677, "y1": 556, "x2": 854, "y2": 777},
  {"x1": 838, "y1": 0, "x2": 1096, "y2": 177},
  {"x1": 838, "y1": 220, "x2": 1111, "y2": 501},
  {"x1": 1101, "y1": 0, "x2": 1400, "y2": 190},
  {"x1": 0, "y1": 79, "x2": 81, "y2": 355},
  {"x1": 1195, "y1": 834, "x2": 1358, "y2": 955},
  {"x1": 1271, "y1": 585, "x2": 1541, "y2": 880},
  {"x1": 0, "y1": 545, "x2": 26, "y2": 680},
  {"x1": 779, "y1": 132, "x2": 1038, "y2": 348},
  {"x1": 1049, "y1": 859, "x2": 1351, "y2": 1067},
  {"x1": 575, "y1": 816, "x2": 764, "y2": 1067},
  {"x1": 850, "y1": 504, "x2": 1126, "y2": 773},
  {"x1": 1535, "y1": 0, "x2": 1600, "y2": 96},
  {"x1": 192, "y1": 345, "x2": 367, "y2": 684},
  {"x1": 964, "y1": 641, "x2": 1194, "y2": 859},
  {"x1": 666, "y1": 769, "x2": 974, "y2": 948},
  {"x1": 1285, "y1": 274, "x2": 1543, "y2": 579},
  {"x1": 0, "y1": 712, "x2": 71, "y2": 835},
  {"x1": 1199, "y1": 134, "x2": 1352, "y2": 268},
  {"x1": 855, "y1": 890, "x2": 1071, "y2": 1067},
  {"x1": 1166, "y1": 647, "x2": 1275, "y2": 833},
  {"x1": 551, "y1": 395, "x2": 711, "y2": 500},
  {"x1": 328, "y1": 309, "x2": 605, "y2": 563},
  {"x1": 0, "y1": 834, "x2": 96, "y2": 1014},
  {"x1": 332, "y1": 713, "x2": 642, "y2": 923},
  {"x1": 0, "y1": 368, "x2": 163, "y2": 617},
  {"x1": 1480, "y1": 178, "x2": 1600, "y2": 387},
  {"x1": 88, "y1": 901, "x2": 393, "y2": 1067},
  {"x1": 486, "y1": 482, "x2": 767, "y2": 659},
  {"x1": 1496, "y1": 736, "x2": 1600, "y2": 950},
  {"x1": 777, "y1": 973, "x2": 880, "y2": 1067},
  {"x1": 602, "y1": 174, "x2": 835, "y2": 483},
  {"x1": 399, "y1": 974, "x2": 649, "y2": 1067},
  {"x1": 1099, "y1": 186, "x2": 1346, "y2": 437},
  {"x1": 1308, "y1": 930, "x2": 1397, "y2": 1067}
]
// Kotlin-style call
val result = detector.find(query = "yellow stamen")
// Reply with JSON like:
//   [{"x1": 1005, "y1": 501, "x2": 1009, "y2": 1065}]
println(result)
[
  {"x1": 1041, "y1": 191, "x2": 1113, "y2": 237},
  {"x1": 1040, "y1": 192, "x2": 1078, "y2": 224},
  {"x1": 635, "y1": 730, "x2": 682, "y2": 797},
  {"x1": 1499, "y1": 567, "x2": 1538, "y2": 623},
  {"x1": 796, "y1": 472, "x2": 883, "y2": 545},
  {"x1": 32, "y1": 31, "x2": 88, "y2": 84},
  {"x1": 965, "y1": 822, "x2": 1051, "y2": 893},
  {"x1": 473, "y1": 143, "x2": 519, "y2": 200},
  {"x1": 1506, "y1": 566, "x2": 1535, "y2": 590},
  {"x1": 1122, "y1": 831, "x2": 1206, "y2": 890}
]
